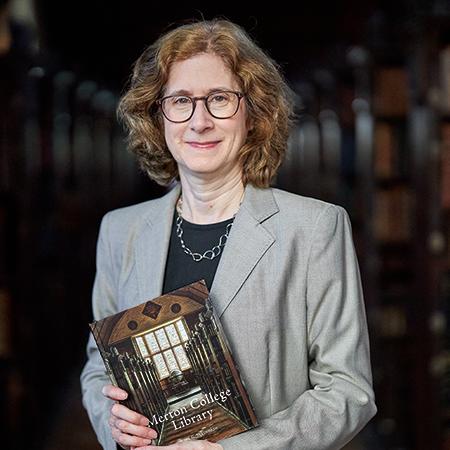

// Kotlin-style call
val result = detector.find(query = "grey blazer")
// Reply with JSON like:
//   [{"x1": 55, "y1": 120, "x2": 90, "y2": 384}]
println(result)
[{"x1": 80, "y1": 183, "x2": 376, "y2": 450}]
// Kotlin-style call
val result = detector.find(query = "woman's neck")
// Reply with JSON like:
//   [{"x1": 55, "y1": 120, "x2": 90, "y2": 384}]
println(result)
[{"x1": 178, "y1": 173, "x2": 245, "y2": 224}]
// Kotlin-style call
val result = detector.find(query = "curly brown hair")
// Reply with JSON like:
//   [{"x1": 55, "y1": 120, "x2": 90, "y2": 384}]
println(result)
[{"x1": 117, "y1": 19, "x2": 294, "y2": 187}]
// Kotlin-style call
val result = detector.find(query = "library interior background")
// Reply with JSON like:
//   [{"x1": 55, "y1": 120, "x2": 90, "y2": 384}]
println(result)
[{"x1": 1, "y1": 0, "x2": 450, "y2": 449}]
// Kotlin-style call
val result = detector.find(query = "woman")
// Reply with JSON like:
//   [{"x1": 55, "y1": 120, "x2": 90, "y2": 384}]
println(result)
[{"x1": 80, "y1": 19, "x2": 376, "y2": 450}]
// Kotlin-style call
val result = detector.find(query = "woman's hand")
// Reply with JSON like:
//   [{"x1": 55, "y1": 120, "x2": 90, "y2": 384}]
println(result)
[
  {"x1": 102, "y1": 384, "x2": 158, "y2": 450},
  {"x1": 135, "y1": 440, "x2": 223, "y2": 450}
]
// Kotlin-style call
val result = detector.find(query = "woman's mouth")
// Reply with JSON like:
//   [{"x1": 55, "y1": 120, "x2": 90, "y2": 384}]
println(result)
[{"x1": 186, "y1": 140, "x2": 221, "y2": 149}]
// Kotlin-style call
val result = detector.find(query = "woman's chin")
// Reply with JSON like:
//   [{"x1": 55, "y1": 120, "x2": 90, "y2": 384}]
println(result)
[
  {"x1": 180, "y1": 160, "x2": 228, "y2": 178},
  {"x1": 184, "y1": 166, "x2": 224, "y2": 179}
]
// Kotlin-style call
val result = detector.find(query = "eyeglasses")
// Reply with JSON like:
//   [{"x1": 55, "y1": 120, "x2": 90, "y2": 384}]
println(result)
[{"x1": 156, "y1": 90, "x2": 245, "y2": 123}]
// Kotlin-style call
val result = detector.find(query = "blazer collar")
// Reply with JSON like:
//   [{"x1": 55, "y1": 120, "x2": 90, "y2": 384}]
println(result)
[
  {"x1": 211, "y1": 184, "x2": 279, "y2": 316},
  {"x1": 135, "y1": 184, "x2": 181, "y2": 303},
  {"x1": 135, "y1": 183, "x2": 279, "y2": 317}
]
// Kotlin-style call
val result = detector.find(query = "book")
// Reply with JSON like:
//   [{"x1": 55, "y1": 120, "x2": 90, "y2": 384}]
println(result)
[
  {"x1": 373, "y1": 67, "x2": 410, "y2": 117},
  {"x1": 374, "y1": 186, "x2": 412, "y2": 243},
  {"x1": 441, "y1": 123, "x2": 450, "y2": 211},
  {"x1": 374, "y1": 122, "x2": 396, "y2": 179},
  {"x1": 439, "y1": 45, "x2": 450, "y2": 113},
  {"x1": 89, "y1": 279, "x2": 258, "y2": 445}
]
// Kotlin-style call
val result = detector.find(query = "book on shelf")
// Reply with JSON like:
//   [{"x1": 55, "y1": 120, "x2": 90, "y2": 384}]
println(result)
[
  {"x1": 373, "y1": 67, "x2": 410, "y2": 117},
  {"x1": 440, "y1": 45, "x2": 450, "y2": 113},
  {"x1": 374, "y1": 122, "x2": 397, "y2": 179},
  {"x1": 441, "y1": 123, "x2": 450, "y2": 210},
  {"x1": 374, "y1": 186, "x2": 412, "y2": 243},
  {"x1": 89, "y1": 279, "x2": 258, "y2": 445}
]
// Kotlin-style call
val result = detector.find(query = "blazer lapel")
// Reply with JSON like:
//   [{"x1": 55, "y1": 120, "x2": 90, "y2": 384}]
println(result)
[
  {"x1": 210, "y1": 185, "x2": 279, "y2": 317},
  {"x1": 135, "y1": 184, "x2": 181, "y2": 302}
]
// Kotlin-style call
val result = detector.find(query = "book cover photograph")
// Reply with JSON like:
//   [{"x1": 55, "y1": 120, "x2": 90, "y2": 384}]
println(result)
[{"x1": 89, "y1": 280, "x2": 258, "y2": 445}]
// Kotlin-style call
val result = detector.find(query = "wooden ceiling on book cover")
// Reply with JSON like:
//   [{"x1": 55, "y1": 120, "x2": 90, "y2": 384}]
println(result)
[{"x1": 108, "y1": 291, "x2": 207, "y2": 345}]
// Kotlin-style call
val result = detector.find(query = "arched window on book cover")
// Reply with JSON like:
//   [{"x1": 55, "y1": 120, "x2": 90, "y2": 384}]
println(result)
[{"x1": 133, "y1": 317, "x2": 191, "y2": 379}]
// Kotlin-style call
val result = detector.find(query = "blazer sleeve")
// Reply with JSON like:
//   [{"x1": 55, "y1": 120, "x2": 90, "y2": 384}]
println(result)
[
  {"x1": 219, "y1": 205, "x2": 377, "y2": 450},
  {"x1": 80, "y1": 213, "x2": 119, "y2": 450}
]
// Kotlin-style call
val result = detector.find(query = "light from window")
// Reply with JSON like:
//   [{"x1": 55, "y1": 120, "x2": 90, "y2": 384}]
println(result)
[{"x1": 133, "y1": 318, "x2": 191, "y2": 379}]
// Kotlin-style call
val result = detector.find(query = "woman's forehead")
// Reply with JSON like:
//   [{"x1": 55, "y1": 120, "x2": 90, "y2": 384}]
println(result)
[{"x1": 165, "y1": 53, "x2": 239, "y2": 95}]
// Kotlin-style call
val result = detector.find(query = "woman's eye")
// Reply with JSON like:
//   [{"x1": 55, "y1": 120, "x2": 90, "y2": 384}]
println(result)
[
  {"x1": 172, "y1": 96, "x2": 190, "y2": 105},
  {"x1": 210, "y1": 94, "x2": 228, "y2": 103}
]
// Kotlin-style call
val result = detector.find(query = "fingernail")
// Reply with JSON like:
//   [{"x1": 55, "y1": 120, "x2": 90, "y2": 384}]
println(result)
[
  {"x1": 119, "y1": 391, "x2": 127, "y2": 400},
  {"x1": 141, "y1": 417, "x2": 149, "y2": 426}
]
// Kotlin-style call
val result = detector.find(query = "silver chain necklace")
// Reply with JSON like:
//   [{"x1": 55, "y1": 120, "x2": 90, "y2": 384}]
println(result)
[{"x1": 175, "y1": 196, "x2": 234, "y2": 262}]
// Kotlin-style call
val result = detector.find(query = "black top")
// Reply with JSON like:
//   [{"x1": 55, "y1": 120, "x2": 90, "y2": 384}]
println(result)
[{"x1": 162, "y1": 211, "x2": 234, "y2": 294}]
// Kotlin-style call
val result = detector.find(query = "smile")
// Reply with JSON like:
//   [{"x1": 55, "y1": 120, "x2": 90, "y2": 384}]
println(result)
[{"x1": 186, "y1": 141, "x2": 221, "y2": 149}]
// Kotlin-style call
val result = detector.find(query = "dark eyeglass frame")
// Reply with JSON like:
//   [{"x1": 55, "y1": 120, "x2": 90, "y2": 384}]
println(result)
[{"x1": 156, "y1": 90, "x2": 245, "y2": 123}]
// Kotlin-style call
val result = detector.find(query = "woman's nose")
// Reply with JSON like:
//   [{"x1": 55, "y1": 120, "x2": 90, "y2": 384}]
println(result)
[{"x1": 189, "y1": 100, "x2": 214, "y2": 132}]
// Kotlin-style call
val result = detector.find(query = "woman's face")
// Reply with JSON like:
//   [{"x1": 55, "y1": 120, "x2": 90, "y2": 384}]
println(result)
[{"x1": 162, "y1": 53, "x2": 250, "y2": 182}]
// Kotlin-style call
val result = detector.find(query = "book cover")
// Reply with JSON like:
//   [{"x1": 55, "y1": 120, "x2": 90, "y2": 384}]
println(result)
[{"x1": 89, "y1": 279, "x2": 258, "y2": 445}]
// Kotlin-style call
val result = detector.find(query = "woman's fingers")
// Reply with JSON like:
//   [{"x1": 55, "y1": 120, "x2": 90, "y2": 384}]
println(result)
[
  {"x1": 102, "y1": 384, "x2": 158, "y2": 448},
  {"x1": 110, "y1": 424, "x2": 155, "y2": 448},
  {"x1": 102, "y1": 384, "x2": 128, "y2": 401},
  {"x1": 134, "y1": 440, "x2": 223, "y2": 450},
  {"x1": 108, "y1": 406, "x2": 157, "y2": 449},
  {"x1": 109, "y1": 412, "x2": 157, "y2": 440},
  {"x1": 110, "y1": 402, "x2": 153, "y2": 428}
]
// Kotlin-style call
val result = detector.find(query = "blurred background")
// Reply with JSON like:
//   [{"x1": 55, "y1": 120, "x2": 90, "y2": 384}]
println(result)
[{"x1": 1, "y1": 0, "x2": 450, "y2": 449}]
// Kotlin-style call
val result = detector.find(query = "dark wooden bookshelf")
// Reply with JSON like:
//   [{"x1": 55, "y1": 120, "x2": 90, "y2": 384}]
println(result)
[
  {"x1": 277, "y1": 10, "x2": 450, "y2": 448},
  {"x1": 360, "y1": 10, "x2": 450, "y2": 450}
]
